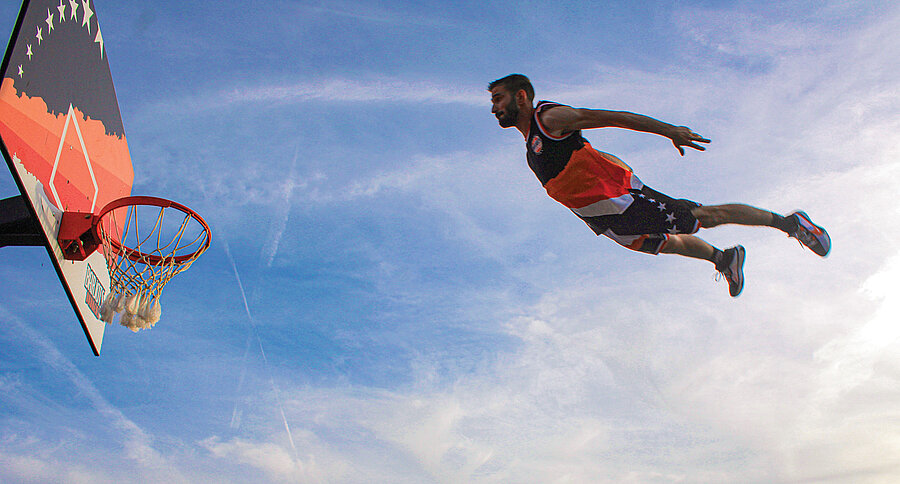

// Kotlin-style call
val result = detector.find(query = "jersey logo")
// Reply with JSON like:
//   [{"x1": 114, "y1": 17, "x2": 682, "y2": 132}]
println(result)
[{"x1": 531, "y1": 135, "x2": 543, "y2": 154}]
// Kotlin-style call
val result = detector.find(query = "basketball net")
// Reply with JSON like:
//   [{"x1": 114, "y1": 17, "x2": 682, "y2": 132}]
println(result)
[{"x1": 96, "y1": 198, "x2": 210, "y2": 331}]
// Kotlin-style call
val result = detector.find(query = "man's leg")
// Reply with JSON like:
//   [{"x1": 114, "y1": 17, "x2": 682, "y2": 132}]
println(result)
[
  {"x1": 660, "y1": 234, "x2": 745, "y2": 297},
  {"x1": 692, "y1": 204, "x2": 831, "y2": 256},
  {"x1": 692, "y1": 204, "x2": 788, "y2": 229},
  {"x1": 659, "y1": 233, "x2": 716, "y2": 260}
]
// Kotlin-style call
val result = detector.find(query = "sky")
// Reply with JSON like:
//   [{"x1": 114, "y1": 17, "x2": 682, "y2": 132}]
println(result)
[{"x1": 1, "y1": 0, "x2": 899, "y2": 482}]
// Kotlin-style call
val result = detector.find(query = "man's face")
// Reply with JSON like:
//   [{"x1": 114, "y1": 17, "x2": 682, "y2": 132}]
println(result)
[{"x1": 490, "y1": 86, "x2": 519, "y2": 128}]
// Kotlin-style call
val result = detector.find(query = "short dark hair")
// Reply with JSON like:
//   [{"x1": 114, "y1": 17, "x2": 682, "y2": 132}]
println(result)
[{"x1": 488, "y1": 74, "x2": 534, "y2": 102}]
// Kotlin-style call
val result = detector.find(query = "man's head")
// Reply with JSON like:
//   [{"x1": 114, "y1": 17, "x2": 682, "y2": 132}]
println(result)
[{"x1": 489, "y1": 74, "x2": 534, "y2": 128}]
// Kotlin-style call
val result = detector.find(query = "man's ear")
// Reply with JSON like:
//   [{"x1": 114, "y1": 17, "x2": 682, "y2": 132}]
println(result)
[{"x1": 515, "y1": 89, "x2": 528, "y2": 107}]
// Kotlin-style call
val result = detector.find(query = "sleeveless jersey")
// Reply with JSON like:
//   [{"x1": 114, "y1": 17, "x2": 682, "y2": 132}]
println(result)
[{"x1": 526, "y1": 101, "x2": 644, "y2": 234}]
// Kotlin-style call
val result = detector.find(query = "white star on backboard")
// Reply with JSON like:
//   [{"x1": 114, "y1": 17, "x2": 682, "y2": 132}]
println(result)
[
  {"x1": 82, "y1": 0, "x2": 94, "y2": 34},
  {"x1": 21, "y1": 0, "x2": 110, "y2": 73},
  {"x1": 45, "y1": 9, "x2": 55, "y2": 32},
  {"x1": 95, "y1": 28, "x2": 104, "y2": 58}
]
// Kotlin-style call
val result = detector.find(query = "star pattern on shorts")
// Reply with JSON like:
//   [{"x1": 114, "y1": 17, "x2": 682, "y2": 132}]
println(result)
[
  {"x1": 657, "y1": 202, "x2": 666, "y2": 211},
  {"x1": 664, "y1": 211, "x2": 679, "y2": 234}
]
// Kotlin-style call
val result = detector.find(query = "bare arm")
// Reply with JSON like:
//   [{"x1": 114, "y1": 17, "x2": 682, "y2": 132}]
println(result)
[{"x1": 540, "y1": 105, "x2": 711, "y2": 156}]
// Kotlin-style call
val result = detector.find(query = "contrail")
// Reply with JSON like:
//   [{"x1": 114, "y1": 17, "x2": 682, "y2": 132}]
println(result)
[
  {"x1": 229, "y1": 331, "x2": 253, "y2": 431},
  {"x1": 262, "y1": 144, "x2": 300, "y2": 268},
  {"x1": 223, "y1": 239, "x2": 298, "y2": 459}
]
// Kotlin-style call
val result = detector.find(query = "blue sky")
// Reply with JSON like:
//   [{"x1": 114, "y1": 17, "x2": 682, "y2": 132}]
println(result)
[{"x1": 2, "y1": 0, "x2": 900, "y2": 482}]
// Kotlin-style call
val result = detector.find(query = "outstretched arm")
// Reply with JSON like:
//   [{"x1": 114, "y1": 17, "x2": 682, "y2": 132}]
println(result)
[{"x1": 539, "y1": 105, "x2": 711, "y2": 156}]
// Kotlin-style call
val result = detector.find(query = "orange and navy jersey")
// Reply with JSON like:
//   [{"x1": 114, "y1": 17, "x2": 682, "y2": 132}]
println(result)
[{"x1": 526, "y1": 101, "x2": 644, "y2": 234}]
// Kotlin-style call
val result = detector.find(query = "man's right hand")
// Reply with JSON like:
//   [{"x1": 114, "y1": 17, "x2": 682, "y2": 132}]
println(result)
[{"x1": 668, "y1": 126, "x2": 711, "y2": 156}]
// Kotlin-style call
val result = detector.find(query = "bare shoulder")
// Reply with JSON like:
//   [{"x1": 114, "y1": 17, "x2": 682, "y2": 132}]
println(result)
[{"x1": 537, "y1": 104, "x2": 580, "y2": 137}]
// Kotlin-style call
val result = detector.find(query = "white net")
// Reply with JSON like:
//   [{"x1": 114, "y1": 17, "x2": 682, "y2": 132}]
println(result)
[{"x1": 96, "y1": 199, "x2": 210, "y2": 332}]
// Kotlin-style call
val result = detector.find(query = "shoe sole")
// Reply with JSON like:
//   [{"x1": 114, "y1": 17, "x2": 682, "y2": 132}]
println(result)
[
  {"x1": 728, "y1": 245, "x2": 745, "y2": 297},
  {"x1": 793, "y1": 211, "x2": 831, "y2": 257}
]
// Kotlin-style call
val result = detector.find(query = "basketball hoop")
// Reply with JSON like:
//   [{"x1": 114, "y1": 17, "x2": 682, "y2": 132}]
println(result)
[{"x1": 93, "y1": 196, "x2": 211, "y2": 332}]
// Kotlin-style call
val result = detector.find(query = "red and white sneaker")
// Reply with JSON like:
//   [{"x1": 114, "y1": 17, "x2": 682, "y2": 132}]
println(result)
[{"x1": 788, "y1": 211, "x2": 831, "y2": 257}]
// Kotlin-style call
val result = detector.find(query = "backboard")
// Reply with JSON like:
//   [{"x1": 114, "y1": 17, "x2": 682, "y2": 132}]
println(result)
[{"x1": 1, "y1": 0, "x2": 133, "y2": 355}]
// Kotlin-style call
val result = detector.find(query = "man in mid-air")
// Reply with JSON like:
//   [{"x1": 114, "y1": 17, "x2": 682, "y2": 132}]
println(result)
[{"x1": 489, "y1": 74, "x2": 830, "y2": 297}]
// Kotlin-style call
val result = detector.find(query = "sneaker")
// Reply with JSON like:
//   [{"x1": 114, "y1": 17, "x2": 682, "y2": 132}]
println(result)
[
  {"x1": 716, "y1": 245, "x2": 745, "y2": 297},
  {"x1": 788, "y1": 211, "x2": 831, "y2": 257}
]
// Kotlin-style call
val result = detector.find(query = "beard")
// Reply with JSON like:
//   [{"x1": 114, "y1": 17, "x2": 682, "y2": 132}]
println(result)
[{"x1": 496, "y1": 100, "x2": 519, "y2": 128}]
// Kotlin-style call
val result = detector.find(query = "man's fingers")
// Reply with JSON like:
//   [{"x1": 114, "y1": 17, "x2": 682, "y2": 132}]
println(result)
[
  {"x1": 688, "y1": 131, "x2": 711, "y2": 144},
  {"x1": 674, "y1": 129, "x2": 710, "y2": 155},
  {"x1": 675, "y1": 142, "x2": 705, "y2": 155}
]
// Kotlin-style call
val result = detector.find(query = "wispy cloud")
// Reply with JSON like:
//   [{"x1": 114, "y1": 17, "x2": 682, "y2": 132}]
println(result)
[
  {"x1": 134, "y1": 77, "x2": 484, "y2": 125},
  {"x1": 0, "y1": 305, "x2": 185, "y2": 482},
  {"x1": 4, "y1": 1, "x2": 900, "y2": 482},
  {"x1": 225, "y1": 4, "x2": 900, "y2": 482},
  {"x1": 222, "y1": 78, "x2": 481, "y2": 106},
  {"x1": 295, "y1": 1, "x2": 458, "y2": 29},
  {"x1": 0, "y1": 450, "x2": 113, "y2": 483},
  {"x1": 200, "y1": 436, "x2": 341, "y2": 483}
]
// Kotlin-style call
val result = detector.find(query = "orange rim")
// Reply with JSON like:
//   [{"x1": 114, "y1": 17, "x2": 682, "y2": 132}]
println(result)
[{"x1": 93, "y1": 196, "x2": 211, "y2": 265}]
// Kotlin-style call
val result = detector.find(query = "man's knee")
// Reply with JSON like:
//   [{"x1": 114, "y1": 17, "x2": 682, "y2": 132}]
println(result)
[
  {"x1": 692, "y1": 206, "x2": 725, "y2": 228},
  {"x1": 659, "y1": 234, "x2": 681, "y2": 253}
]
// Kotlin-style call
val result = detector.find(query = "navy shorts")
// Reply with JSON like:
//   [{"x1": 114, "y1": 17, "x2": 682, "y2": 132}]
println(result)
[{"x1": 580, "y1": 186, "x2": 701, "y2": 254}]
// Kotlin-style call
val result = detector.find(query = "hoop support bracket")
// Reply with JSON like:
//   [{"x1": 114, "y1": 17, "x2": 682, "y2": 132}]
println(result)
[{"x1": 58, "y1": 211, "x2": 101, "y2": 261}]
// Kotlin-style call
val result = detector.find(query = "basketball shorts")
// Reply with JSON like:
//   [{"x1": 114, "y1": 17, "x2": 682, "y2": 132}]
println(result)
[{"x1": 577, "y1": 186, "x2": 701, "y2": 255}]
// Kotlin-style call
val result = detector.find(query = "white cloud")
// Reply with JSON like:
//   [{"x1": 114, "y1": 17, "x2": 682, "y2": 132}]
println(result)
[
  {"x1": 222, "y1": 78, "x2": 482, "y2": 107},
  {"x1": 252, "y1": 238, "x2": 900, "y2": 482},
  {"x1": 200, "y1": 436, "x2": 344, "y2": 483},
  {"x1": 134, "y1": 77, "x2": 484, "y2": 125},
  {"x1": 293, "y1": 1, "x2": 457, "y2": 29},
  {"x1": 674, "y1": 6, "x2": 829, "y2": 58},
  {"x1": 0, "y1": 451, "x2": 112, "y2": 484},
  {"x1": 0, "y1": 305, "x2": 183, "y2": 481},
  {"x1": 5, "y1": 2, "x2": 900, "y2": 483},
  {"x1": 229, "y1": 4, "x2": 900, "y2": 483}
]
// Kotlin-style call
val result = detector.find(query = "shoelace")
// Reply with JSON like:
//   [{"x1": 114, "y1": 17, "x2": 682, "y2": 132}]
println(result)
[{"x1": 790, "y1": 228, "x2": 818, "y2": 248}]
